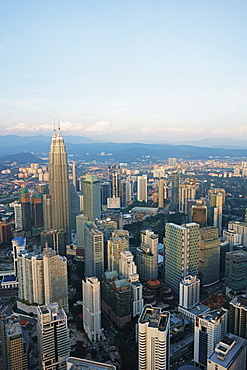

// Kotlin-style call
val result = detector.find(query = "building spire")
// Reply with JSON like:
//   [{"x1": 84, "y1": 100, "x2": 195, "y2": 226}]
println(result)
[{"x1": 57, "y1": 116, "x2": 62, "y2": 137}]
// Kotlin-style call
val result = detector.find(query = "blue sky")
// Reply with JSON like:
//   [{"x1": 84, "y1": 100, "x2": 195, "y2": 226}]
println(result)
[{"x1": 0, "y1": 0, "x2": 246, "y2": 142}]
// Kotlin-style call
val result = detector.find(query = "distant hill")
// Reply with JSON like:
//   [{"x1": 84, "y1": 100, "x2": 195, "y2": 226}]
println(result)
[{"x1": 0, "y1": 152, "x2": 45, "y2": 165}]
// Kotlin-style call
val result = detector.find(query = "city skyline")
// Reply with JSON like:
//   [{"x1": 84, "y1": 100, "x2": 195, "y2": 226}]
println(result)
[{"x1": 0, "y1": 1, "x2": 247, "y2": 142}]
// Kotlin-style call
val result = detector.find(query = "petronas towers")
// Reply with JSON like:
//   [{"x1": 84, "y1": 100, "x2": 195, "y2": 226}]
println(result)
[{"x1": 48, "y1": 125, "x2": 71, "y2": 243}]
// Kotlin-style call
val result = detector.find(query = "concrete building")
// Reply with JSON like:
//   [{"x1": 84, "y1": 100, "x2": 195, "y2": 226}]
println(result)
[
  {"x1": 76, "y1": 214, "x2": 88, "y2": 254},
  {"x1": 191, "y1": 204, "x2": 207, "y2": 227},
  {"x1": 179, "y1": 178, "x2": 196, "y2": 214},
  {"x1": 207, "y1": 333, "x2": 247, "y2": 370},
  {"x1": 12, "y1": 236, "x2": 26, "y2": 275},
  {"x1": 179, "y1": 275, "x2": 200, "y2": 310},
  {"x1": 228, "y1": 221, "x2": 247, "y2": 247},
  {"x1": 225, "y1": 250, "x2": 247, "y2": 296},
  {"x1": 37, "y1": 303, "x2": 70, "y2": 370},
  {"x1": 107, "y1": 234, "x2": 129, "y2": 271},
  {"x1": 136, "y1": 230, "x2": 158, "y2": 281},
  {"x1": 83, "y1": 174, "x2": 101, "y2": 221},
  {"x1": 229, "y1": 296, "x2": 247, "y2": 339},
  {"x1": 223, "y1": 229, "x2": 242, "y2": 251},
  {"x1": 32, "y1": 193, "x2": 43, "y2": 229},
  {"x1": 14, "y1": 202, "x2": 23, "y2": 230},
  {"x1": 138, "y1": 305, "x2": 170, "y2": 370},
  {"x1": 43, "y1": 194, "x2": 52, "y2": 231},
  {"x1": 82, "y1": 277, "x2": 101, "y2": 342},
  {"x1": 164, "y1": 223, "x2": 199, "y2": 294},
  {"x1": 84, "y1": 222, "x2": 104, "y2": 280},
  {"x1": 41, "y1": 229, "x2": 66, "y2": 256},
  {"x1": 108, "y1": 164, "x2": 121, "y2": 198},
  {"x1": 0, "y1": 314, "x2": 28, "y2": 370},
  {"x1": 158, "y1": 178, "x2": 165, "y2": 208},
  {"x1": 194, "y1": 308, "x2": 228, "y2": 369},
  {"x1": 19, "y1": 188, "x2": 32, "y2": 237},
  {"x1": 213, "y1": 206, "x2": 223, "y2": 236},
  {"x1": 49, "y1": 126, "x2": 71, "y2": 243},
  {"x1": 171, "y1": 171, "x2": 179, "y2": 211},
  {"x1": 137, "y1": 175, "x2": 147, "y2": 202},
  {"x1": 199, "y1": 227, "x2": 220, "y2": 286}
]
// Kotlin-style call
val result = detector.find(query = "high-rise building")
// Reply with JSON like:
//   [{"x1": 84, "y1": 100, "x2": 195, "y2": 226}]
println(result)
[
  {"x1": 207, "y1": 333, "x2": 247, "y2": 370},
  {"x1": 66, "y1": 357, "x2": 116, "y2": 370},
  {"x1": 108, "y1": 164, "x2": 121, "y2": 198},
  {"x1": 41, "y1": 229, "x2": 66, "y2": 256},
  {"x1": 49, "y1": 127, "x2": 71, "y2": 243},
  {"x1": 84, "y1": 222, "x2": 104, "y2": 280},
  {"x1": 14, "y1": 202, "x2": 23, "y2": 230},
  {"x1": 213, "y1": 206, "x2": 223, "y2": 236},
  {"x1": 19, "y1": 188, "x2": 32, "y2": 237},
  {"x1": 119, "y1": 251, "x2": 143, "y2": 317},
  {"x1": 120, "y1": 179, "x2": 132, "y2": 207},
  {"x1": 191, "y1": 204, "x2": 207, "y2": 227},
  {"x1": 37, "y1": 303, "x2": 70, "y2": 370},
  {"x1": 83, "y1": 174, "x2": 101, "y2": 221},
  {"x1": 164, "y1": 223, "x2": 199, "y2": 294},
  {"x1": 0, "y1": 221, "x2": 11, "y2": 243},
  {"x1": 223, "y1": 229, "x2": 241, "y2": 251},
  {"x1": 158, "y1": 178, "x2": 164, "y2": 208},
  {"x1": 171, "y1": 171, "x2": 179, "y2": 211},
  {"x1": 0, "y1": 314, "x2": 28, "y2": 370},
  {"x1": 138, "y1": 305, "x2": 170, "y2": 370},
  {"x1": 32, "y1": 193, "x2": 43, "y2": 229},
  {"x1": 12, "y1": 236, "x2": 26, "y2": 275},
  {"x1": 137, "y1": 175, "x2": 147, "y2": 202},
  {"x1": 199, "y1": 227, "x2": 220, "y2": 286},
  {"x1": 102, "y1": 270, "x2": 131, "y2": 327},
  {"x1": 194, "y1": 308, "x2": 228, "y2": 369},
  {"x1": 43, "y1": 194, "x2": 52, "y2": 231},
  {"x1": 17, "y1": 246, "x2": 68, "y2": 312},
  {"x1": 179, "y1": 275, "x2": 200, "y2": 310},
  {"x1": 179, "y1": 178, "x2": 196, "y2": 213},
  {"x1": 76, "y1": 214, "x2": 88, "y2": 255},
  {"x1": 228, "y1": 221, "x2": 247, "y2": 247},
  {"x1": 69, "y1": 183, "x2": 80, "y2": 231},
  {"x1": 225, "y1": 250, "x2": 247, "y2": 296},
  {"x1": 107, "y1": 233, "x2": 129, "y2": 271},
  {"x1": 100, "y1": 182, "x2": 110, "y2": 208},
  {"x1": 71, "y1": 161, "x2": 77, "y2": 189},
  {"x1": 136, "y1": 230, "x2": 158, "y2": 281},
  {"x1": 229, "y1": 296, "x2": 247, "y2": 339},
  {"x1": 82, "y1": 277, "x2": 101, "y2": 342}
]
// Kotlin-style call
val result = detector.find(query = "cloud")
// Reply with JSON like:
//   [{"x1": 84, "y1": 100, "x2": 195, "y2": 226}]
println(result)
[
  {"x1": 210, "y1": 126, "x2": 247, "y2": 137},
  {"x1": 84, "y1": 121, "x2": 116, "y2": 133},
  {"x1": 142, "y1": 126, "x2": 205, "y2": 135}
]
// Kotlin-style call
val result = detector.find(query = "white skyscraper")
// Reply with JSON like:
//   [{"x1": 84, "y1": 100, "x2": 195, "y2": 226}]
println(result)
[
  {"x1": 137, "y1": 175, "x2": 147, "y2": 202},
  {"x1": 82, "y1": 277, "x2": 101, "y2": 342},
  {"x1": 14, "y1": 203, "x2": 23, "y2": 230},
  {"x1": 37, "y1": 303, "x2": 70, "y2": 370},
  {"x1": 107, "y1": 234, "x2": 129, "y2": 272},
  {"x1": 179, "y1": 275, "x2": 200, "y2": 310},
  {"x1": 138, "y1": 305, "x2": 170, "y2": 370},
  {"x1": 12, "y1": 236, "x2": 26, "y2": 275},
  {"x1": 136, "y1": 230, "x2": 158, "y2": 281},
  {"x1": 119, "y1": 251, "x2": 143, "y2": 317},
  {"x1": 194, "y1": 308, "x2": 228, "y2": 369}
]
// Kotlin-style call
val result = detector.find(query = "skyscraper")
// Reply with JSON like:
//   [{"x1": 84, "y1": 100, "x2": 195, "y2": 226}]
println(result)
[
  {"x1": 138, "y1": 305, "x2": 170, "y2": 370},
  {"x1": 107, "y1": 233, "x2": 129, "y2": 271},
  {"x1": 83, "y1": 174, "x2": 101, "y2": 221},
  {"x1": 165, "y1": 223, "x2": 200, "y2": 294},
  {"x1": 0, "y1": 314, "x2": 28, "y2": 370},
  {"x1": 225, "y1": 250, "x2": 247, "y2": 296},
  {"x1": 37, "y1": 303, "x2": 70, "y2": 370},
  {"x1": 108, "y1": 164, "x2": 121, "y2": 198},
  {"x1": 32, "y1": 192, "x2": 43, "y2": 229},
  {"x1": 199, "y1": 227, "x2": 220, "y2": 286},
  {"x1": 171, "y1": 171, "x2": 179, "y2": 211},
  {"x1": 136, "y1": 229, "x2": 158, "y2": 281},
  {"x1": 84, "y1": 221, "x2": 104, "y2": 280},
  {"x1": 137, "y1": 175, "x2": 147, "y2": 202},
  {"x1": 49, "y1": 126, "x2": 71, "y2": 243},
  {"x1": 229, "y1": 296, "x2": 247, "y2": 339},
  {"x1": 19, "y1": 188, "x2": 32, "y2": 237},
  {"x1": 82, "y1": 277, "x2": 101, "y2": 342}
]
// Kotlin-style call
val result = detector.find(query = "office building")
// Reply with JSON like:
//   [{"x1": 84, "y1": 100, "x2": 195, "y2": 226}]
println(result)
[
  {"x1": 82, "y1": 277, "x2": 101, "y2": 342},
  {"x1": 37, "y1": 303, "x2": 70, "y2": 370},
  {"x1": 102, "y1": 270, "x2": 131, "y2": 327},
  {"x1": 199, "y1": 227, "x2": 220, "y2": 286},
  {"x1": 43, "y1": 194, "x2": 52, "y2": 231},
  {"x1": 229, "y1": 296, "x2": 247, "y2": 339},
  {"x1": 120, "y1": 179, "x2": 132, "y2": 207},
  {"x1": 67, "y1": 357, "x2": 116, "y2": 370},
  {"x1": 32, "y1": 193, "x2": 43, "y2": 229},
  {"x1": 69, "y1": 183, "x2": 80, "y2": 231},
  {"x1": 171, "y1": 171, "x2": 179, "y2": 211},
  {"x1": 137, "y1": 175, "x2": 147, "y2": 202},
  {"x1": 194, "y1": 308, "x2": 228, "y2": 369},
  {"x1": 225, "y1": 250, "x2": 247, "y2": 296},
  {"x1": 168, "y1": 157, "x2": 176, "y2": 166},
  {"x1": 0, "y1": 221, "x2": 11, "y2": 243},
  {"x1": 207, "y1": 333, "x2": 247, "y2": 370},
  {"x1": 84, "y1": 222, "x2": 104, "y2": 280},
  {"x1": 179, "y1": 275, "x2": 200, "y2": 310},
  {"x1": 71, "y1": 161, "x2": 77, "y2": 189},
  {"x1": 83, "y1": 174, "x2": 101, "y2": 221},
  {"x1": 138, "y1": 305, "x2": 170, "y2": 370},
  {"x1": 107, "y1": 233, "x2": 129, "y2": 271},
  {"x1": 179, "y1": 178, "x2": 196, "y2": 214},
  {"x1": 19, "y1": 188, "x2": 32, "y2": 237},
  {"x1": 191, "y1": 204, "x2": 207, "y2": 227},
  {"x1": 108, "y1": 164, "x2": 121, "y2": 198},
  {"x1": 100, "y1": 181, "x2": 110, "y2": 208},
  {"x1": 12, "y1": 236, "x2": 26, "y2": 275},
  {"x1": 223, "y1": 229, "x2": 241, "y2": 251},
  {"x1": 41, "y1": 229, "x2": 66, "y2": 256},
  {"x1": 158, "y1": 178, "x2": 164, "y2": 208},
  {"x1": 76, "y1": 214, "x2": 88, "y2": 254},
  {"x1": 213, "y1": 206, "x2": 223, "y2": 236},
  {"x1": 228, "y1": 221, "x2": 247, "y2": 247},
  {"x1": 119, "y1": 251, "x2": 144, "y2": 317},
  {"x1": 14, "y1": 202, "x2": 23, "y2": 230},
  {"x1": 17, "y1": 246, "x2": 68, "y2": 312},
  {"x1": 136, "y1": 230, "x2": 158, "y2": 281},
  {"x1": 0, "y1": 314, "x2": 28, "y2": 370},
  {"x1": 165, "y1": 223, "x2": 199, "y2": 294},
  {"x1": 49, "y1": 126, "x2": 71, "y2": 243}
]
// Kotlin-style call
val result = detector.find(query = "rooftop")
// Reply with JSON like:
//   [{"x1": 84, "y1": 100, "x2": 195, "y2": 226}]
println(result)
[
  {"x1": 67, "y1": 357, "x2": 116, "y2": 370},
  {"x1": 139, "y1": 305, "x2": 169, "y2": 331},
  {"x1": 199, "y1": 308, "x2": 227, "y2": 323}
]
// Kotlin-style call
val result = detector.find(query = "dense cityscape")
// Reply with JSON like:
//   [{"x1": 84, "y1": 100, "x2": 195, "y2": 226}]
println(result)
[{"x1": 0, "y1": 128, "x2": 247, "y2": 370}]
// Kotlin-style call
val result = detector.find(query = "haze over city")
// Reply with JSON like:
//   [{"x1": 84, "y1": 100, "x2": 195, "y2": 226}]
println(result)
[{"x1": 1, "y1": 0, "x2": 247, "y2": 143}]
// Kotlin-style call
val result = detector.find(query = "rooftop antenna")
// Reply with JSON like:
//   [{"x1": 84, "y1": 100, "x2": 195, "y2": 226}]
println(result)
[
  {"x1": 58, "y1": 116, "x2": 60, "y2": 130},
  {"x1": 53, "y1": 118, "x2": 56, "y2": 132}
]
